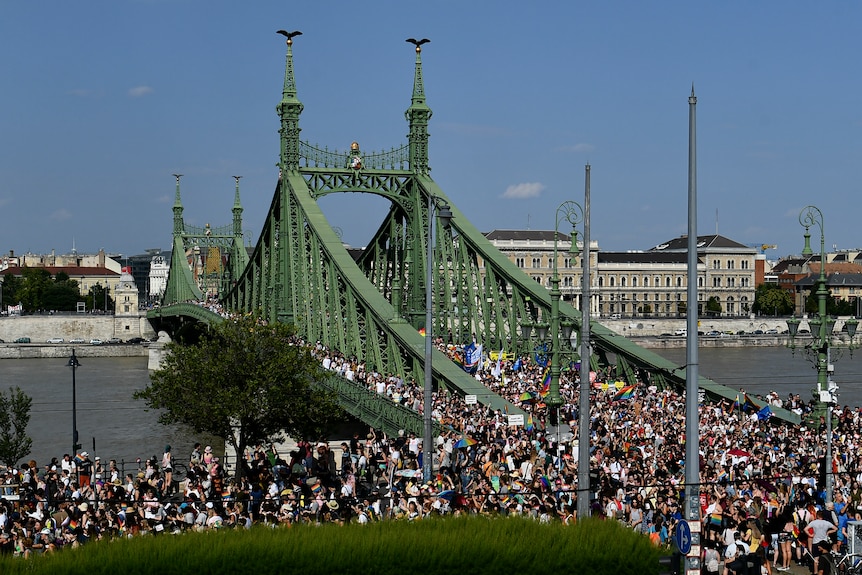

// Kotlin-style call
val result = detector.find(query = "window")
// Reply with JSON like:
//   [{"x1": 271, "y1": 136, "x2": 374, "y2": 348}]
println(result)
[
  {"x1": 610, "y1": 277, "x2": 616, "y2": 287},
  {"x1": 712, "y1": 259, "x2": 720, "y2": 270},
  {"x1": 632, "y1": 277, "x2": 638, "y2": 287},
  {"x1": 563, "y1": 276, "x2": 573, "y2": 287},
  {"x1": 516, "y1": 257, "x2": 525, "y2": 268},
  {"x1": 713, "y1": 277, "x2": 721, "y2": 287},
  {"x1": 665, "y1": 277, "x2": 671, "y2": 288},
  {"x1": 564, "y1": 257, "x2": 572, "y2": 268},
  {"x1": 728, "y1": 277, "x2": 736, "y2": 287},
  {"x1": 698, "y1": 277, "x2": 704, "y2": 287},
  {"x1": 598, "y1": 277, "x2": 605, "y2": 287},
  {"x1": 727, "y1": 260, "x2": 735, "y2": 270},
  {"x1": 621, "y1": 277, "x2": 627, "y2": 287},
  {"x1": 741, "y1": 260, "x2": 749, "y2": 270},
  {"x1": 532, "y1": 258, "x2": 541, "y2": 268},
  {"x1": 676, "y1": 277, "x2": 683, "y2": 287}
]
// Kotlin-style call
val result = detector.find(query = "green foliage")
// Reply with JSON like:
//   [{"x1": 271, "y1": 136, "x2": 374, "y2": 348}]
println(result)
[
  {"x1": 752, "y1": 283, "x2": 794, "y2": 316},
  {"x1": 705, "y1": 296, "x2": 722, "y2": 316},
  {"x1": 1, "y1": 268, "x2": 81, "y2": 312},
  {"x1": 134, "y1": 316, "x2": 342, "y2": 477},
  {"x1": 1, "y1": 273, "x2": 23, "y2": 307},
  {"x1": 0, "y1": 386, "x2": 33, "y2": 468},
  {"x1": 85, "y1": 282, "x2": 113, "y2": 313},
  {"x1": 0, "y1": 517, "x2": 665, "y2": 575}
]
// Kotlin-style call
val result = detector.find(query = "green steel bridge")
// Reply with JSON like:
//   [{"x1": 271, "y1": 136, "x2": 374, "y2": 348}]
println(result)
[{"x1": 147, "y1": 33, "x2": 800, "y2": 434}]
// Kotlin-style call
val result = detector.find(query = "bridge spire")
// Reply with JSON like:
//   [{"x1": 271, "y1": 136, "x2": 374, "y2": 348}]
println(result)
[
  {"x1": 276, "y1": 30, "x2": 304, "y2": 171},
  {"x1": 232, "y1": 175, "x2": 243, "y2": 239},
  {"x1": 405, "y1": 38, "x2": 432, "y2": 174},
  {"x1": 172, "y1": 173, "x2": 184, "y2": 236}
]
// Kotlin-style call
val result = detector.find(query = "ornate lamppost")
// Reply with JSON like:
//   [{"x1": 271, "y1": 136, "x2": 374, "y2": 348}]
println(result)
[
  {"x1": 786, "y1": 205, "x2": 858, "y2": 503},
  {"x1": 68, "y1": 349, "x2": 81, "y2": 455},
  {"x1": 423, "y1": 195, "x2": 453, "y2": 483}
]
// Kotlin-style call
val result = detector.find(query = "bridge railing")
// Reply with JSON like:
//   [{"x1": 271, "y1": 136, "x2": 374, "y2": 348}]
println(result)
[
  {"x1": 316, "y1": 370, "x2": 439, "y2": 440},
  {"x1": 299, "y1": 141, "x2": 411, "y2": 171}
]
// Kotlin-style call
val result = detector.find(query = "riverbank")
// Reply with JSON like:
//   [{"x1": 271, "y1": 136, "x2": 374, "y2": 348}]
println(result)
[{"x1": 0, "y1": 343, "x2": 149, "y2": 359}]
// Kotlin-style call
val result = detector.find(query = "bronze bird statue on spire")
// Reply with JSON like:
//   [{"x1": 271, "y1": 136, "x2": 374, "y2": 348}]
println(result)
[
  {"x1": 277, "y1": 30, "x2": 302, "y2": 44},
  {"x1": 406, "y1": 38, "x2": 430, "y2": 52}
]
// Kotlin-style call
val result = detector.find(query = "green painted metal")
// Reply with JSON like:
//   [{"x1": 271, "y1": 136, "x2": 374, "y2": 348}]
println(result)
[
  {"x1": 158, "y1": 33, "x2": 799, "y2": 428},
  {"x1": 147, "y1": 302, "x2": 225, "y2": 325}
]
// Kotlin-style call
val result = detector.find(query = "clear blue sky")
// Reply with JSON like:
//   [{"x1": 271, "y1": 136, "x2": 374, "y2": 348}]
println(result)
[{"x1": 2, "y1": 1, "x2": 860, "y2": 261}]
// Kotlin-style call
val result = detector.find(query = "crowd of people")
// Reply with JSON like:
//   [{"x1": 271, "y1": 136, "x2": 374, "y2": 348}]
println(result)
[{"x1": 2, "y1": 332, "x2": 861, "y2": 573}]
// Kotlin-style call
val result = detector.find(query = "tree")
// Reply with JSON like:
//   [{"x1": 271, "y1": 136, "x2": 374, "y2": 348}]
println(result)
[
  {"x1": 752, "y1": 283, "x2": 794, "y2": 316},
  {"x1": 0, "y1": 386, "x2": 34, "y2": 468},
  {"x1": 134, "y1": 315, "x2": 343, "y2": 478},
  {"x1": 705, "y1": 296, "x2": 722, "y2": 316}
]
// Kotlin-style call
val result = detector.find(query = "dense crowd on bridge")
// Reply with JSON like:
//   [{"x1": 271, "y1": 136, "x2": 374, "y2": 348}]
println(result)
[{"x1": 4, "y1": 330, "x2": 862, "y2": 574}]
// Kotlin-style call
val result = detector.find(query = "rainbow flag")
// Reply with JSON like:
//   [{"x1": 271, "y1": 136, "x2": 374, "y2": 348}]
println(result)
[
  {"x1": 660, "y1": 395, "x2": 667, "y2": 409},
  {"x1": 539, "y1": 369, "x2": 551, "y2": 397},
  {"x1": 74, "y1": 453, "x2": 85, "y2": 464},
  {"x1": 68, "y1": 520, "x2": 79, "y2": 531},
  {"x1": 525, "y1": 413, "x2": 534, "y2": 432},
  {"x1": 708, "y1": 513, "x2": 723, "y2": 527},
  {"x1": 222, "y1": 489, "x2": 231, "y2": 499},
  {"x1": 311, "y1": 483, "x2": 322, "y2": 496},
  {"x1": 418, "y1": 327, "x2": 426, "y2": 337},
  {"x1": 614, "y1": 385, "x2": 636, "y2": 400}
]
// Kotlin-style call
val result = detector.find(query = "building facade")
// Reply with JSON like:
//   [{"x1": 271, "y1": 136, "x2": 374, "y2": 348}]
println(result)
[{"x1": 484, "y1": 231, "x2": 758, "y2": 318}]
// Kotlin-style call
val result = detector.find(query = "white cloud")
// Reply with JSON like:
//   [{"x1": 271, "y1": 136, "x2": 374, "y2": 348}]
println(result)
[
  {"x1": 50, "y1": 209, "x2": 72, "y2": 221},
  {"x1": 502, "y1": 182, "x2": 545, "y2": 199},
  {"x1": 128, "y1": 85, "x2": 153, "y2": 98}
]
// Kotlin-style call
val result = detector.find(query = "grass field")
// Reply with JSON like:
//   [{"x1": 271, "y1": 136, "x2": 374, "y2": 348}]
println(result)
[{"x1": 0, "y1": 516, "x2": 667, "y2": 575}]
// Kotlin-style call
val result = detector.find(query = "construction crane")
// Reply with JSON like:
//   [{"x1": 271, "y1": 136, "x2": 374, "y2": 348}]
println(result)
[{"x1": 748, "y1": 243, "x2": 778, "y2": 254}]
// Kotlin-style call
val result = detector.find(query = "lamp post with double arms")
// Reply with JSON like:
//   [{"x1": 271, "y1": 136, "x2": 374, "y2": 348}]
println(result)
[
  {"x1": 548, "y1": 200, "x2": 584, "y2": 429},
  {"x1": 786, "y1": 205, "x2": 858, "y2": 503},
  {"x1": 423, "y1": 194, "x2": 453, "y2": 483}
]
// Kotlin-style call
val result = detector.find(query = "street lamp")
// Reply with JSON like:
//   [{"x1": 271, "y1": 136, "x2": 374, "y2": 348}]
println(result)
[
  {"x1": 548, "y1": 201, "x2": 584, "y2": 427},
  {"x1": 786, "y1": 205, "x2": 859, "y2": 503},
  {"x1": 68, "y1": 349, "x2": 81, "y2": 455},
  {"x1": 423, "y1": 194, "x2": 453, "y2": 483}
]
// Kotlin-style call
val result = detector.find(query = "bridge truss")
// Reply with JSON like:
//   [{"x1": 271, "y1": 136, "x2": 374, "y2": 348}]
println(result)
[{"x1": 150, "y1": 34, "x2": 799, "y2": 430}]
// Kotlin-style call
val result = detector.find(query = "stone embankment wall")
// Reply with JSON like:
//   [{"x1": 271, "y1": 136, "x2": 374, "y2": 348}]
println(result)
[{"x1": 0, "y1": 314, "x2": 157, "y2": 344}]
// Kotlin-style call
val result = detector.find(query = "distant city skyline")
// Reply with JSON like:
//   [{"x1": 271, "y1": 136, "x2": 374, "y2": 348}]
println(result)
[{"x1": 2, "y1": 2, "x2": 860, "y2": 261}]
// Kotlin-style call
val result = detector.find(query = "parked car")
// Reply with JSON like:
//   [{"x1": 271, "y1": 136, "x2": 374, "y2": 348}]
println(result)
[
  {"x1": 69, "y1": 338, "x2": 86, "y2": 344},
  {"x1": 766, "y1": 328, "x2": 779, "y2": 334},
  {"x1": 705, "y1": 330, "x2": 721, "y2": 337},
  {"x1": 126, "y1": 337, "x2": 145, "y2": 344},
  {"x1": 673, "y1": 329, "x2": 687, "y2": 336},
  {"x1": 14, "y1": 337, "x2": 31, "y2": 343},
  {"x1": 0, "y1": 338, "x2": 5, "y2": 343},
  {"x1": 107, "y1": 338, "x2": 122, "y2": 345},
  {"x1": 46, "y1": 337, "x2": 65, "y2": 344},
  {"x1": 90, "y1": 339, "x2": 103, "y2": 345}
]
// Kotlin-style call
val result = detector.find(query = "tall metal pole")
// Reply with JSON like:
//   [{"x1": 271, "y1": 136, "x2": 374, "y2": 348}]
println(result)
[
  {"x1": 423, "y1": 193, "x2": 435, "y2": 483},
  {"x1": 684, "y1": 86, "x2": 702, "y2": 571},
  {"x1": 577, "y1": 164, "x2": 592, "y2": 520},
  {"x1": 69, "y1": 349, "x2": 80, "y2": 456}
]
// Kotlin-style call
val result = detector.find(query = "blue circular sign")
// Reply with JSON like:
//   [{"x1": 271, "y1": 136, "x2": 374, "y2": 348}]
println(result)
[{"x1": 674, "y1": 521, "x2": 692, "y2": 555}]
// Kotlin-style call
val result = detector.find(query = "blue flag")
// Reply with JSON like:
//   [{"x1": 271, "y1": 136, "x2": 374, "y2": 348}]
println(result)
[
  {"x1": 756, "y1": 405, "x2": 772, "y2": 421},
  {"x1": 512, "y1": 357, "x2": 522, "y2": 371}
]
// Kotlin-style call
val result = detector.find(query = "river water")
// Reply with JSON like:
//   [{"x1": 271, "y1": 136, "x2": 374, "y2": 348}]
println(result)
[
  {"x1": 658, "y1": 345, "x2": 862, "y2": 408},
  {"x1": 2, "y1": 346, "x2": 862, "y2": 470},
  {"x1": 0, "y1": 356, "x2": 218, "y2": 471}
]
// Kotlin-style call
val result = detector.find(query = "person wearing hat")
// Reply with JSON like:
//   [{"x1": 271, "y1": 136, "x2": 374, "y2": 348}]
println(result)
[{"x1": 77, "y1": 452, "x2": 93, "y2": 488}]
